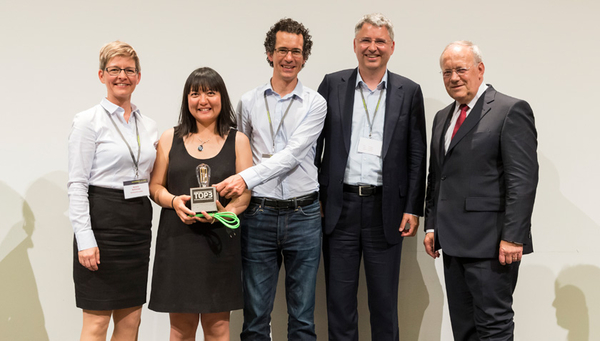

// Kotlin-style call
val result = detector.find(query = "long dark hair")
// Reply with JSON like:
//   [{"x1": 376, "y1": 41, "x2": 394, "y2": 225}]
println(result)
[{"x1": 174, "y1": 67, "x2": 236, "y2": 138}]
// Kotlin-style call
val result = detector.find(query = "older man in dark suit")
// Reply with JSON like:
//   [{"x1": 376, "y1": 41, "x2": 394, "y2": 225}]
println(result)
[
  {"x1": 424, "y1": 41, "x2": 538, "y2": 340},
  {"x1": 316, "y1": 13, "x2": 427, "y2": 341}
]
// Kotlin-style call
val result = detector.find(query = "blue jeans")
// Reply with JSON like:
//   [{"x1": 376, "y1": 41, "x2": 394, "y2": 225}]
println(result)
[{"x1": 240, "y1": 199, "x2": 321, "y2": 341}]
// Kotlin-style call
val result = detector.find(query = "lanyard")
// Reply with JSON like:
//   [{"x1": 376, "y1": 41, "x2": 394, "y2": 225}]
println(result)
[
  {"x1": 359, "y1": 85, "x2": 384, "y2": 138},
  {"x1": 264, "y1": 91, "x2": 295, "y2": 153},
  {"x1": 105, "y1": 109, "x2": 141, "y2": 179}
]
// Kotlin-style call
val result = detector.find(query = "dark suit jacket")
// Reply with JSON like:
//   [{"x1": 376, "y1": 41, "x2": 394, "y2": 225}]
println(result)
[
  {"x1": 424, "y1": 85, "x2": 538, "y2": 258},
  {"x1": 316, "y1": 68, "x2": 427, "y2": 245}
]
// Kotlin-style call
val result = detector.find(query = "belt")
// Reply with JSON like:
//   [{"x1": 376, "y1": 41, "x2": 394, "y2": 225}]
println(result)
[
  {"x1": 343, "y1": 184, "x2": 382, "y2": 197},
  {"x1": 251, "y1": 192, "x2": 318, "y2": 209}
]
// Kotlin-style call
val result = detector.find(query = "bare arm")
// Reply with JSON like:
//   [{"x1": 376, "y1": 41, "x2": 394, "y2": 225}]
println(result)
[
  {"x1": 221, "y1": 132, "x2": 253, "y2": 214},
  {"x1": 149, "y1": 129, "x2": 199, "y2": 225}
]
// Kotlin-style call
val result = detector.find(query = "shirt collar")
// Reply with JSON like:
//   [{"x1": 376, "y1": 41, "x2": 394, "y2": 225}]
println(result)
[
  {"x1": 355, "y1": 69, "x2": 388, "y2": 91},
  {"x1": 101, "y1": 98, "x2": 140, "y2": 118},
  {"x1": 263, "y1": 79, "x2": 305, "y2": 101}
]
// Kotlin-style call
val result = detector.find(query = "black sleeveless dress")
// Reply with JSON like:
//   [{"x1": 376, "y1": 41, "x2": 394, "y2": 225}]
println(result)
[{"x1": 149, "y1": 129, "x2": 243, "y2": 313}]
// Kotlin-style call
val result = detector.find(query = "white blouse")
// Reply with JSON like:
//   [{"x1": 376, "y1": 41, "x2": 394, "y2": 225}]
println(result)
[{"x1": 68, "y1": 98, "x2": 158, "y2": 251}]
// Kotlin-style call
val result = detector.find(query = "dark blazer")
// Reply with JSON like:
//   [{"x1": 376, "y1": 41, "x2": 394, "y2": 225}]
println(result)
[
  {"x1": 424, "y1": 85, "x2": 538, "y2": 258},
  {"x1": 316, "y1": 68, "x2": 427, "y2": 244}
]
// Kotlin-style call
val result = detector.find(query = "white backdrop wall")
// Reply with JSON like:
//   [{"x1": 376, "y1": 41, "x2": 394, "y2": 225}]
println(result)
[{"x1": 1, "y1": 0, "x2": 599, "y2": 340}]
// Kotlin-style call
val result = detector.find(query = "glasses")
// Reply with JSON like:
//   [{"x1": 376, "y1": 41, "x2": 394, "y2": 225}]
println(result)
[
  {"x1": 358, "y1": 38, "x2": 389, "y2": 47},
  {"x1": 275, "y1": 48, "x2": 303, "y2": 57},
  {"x1": 441, "y1": 67, "x2": 471, "y2": 78},
  {"x1": 105, "y1": 67, "x2": 138, "y2": 76}
]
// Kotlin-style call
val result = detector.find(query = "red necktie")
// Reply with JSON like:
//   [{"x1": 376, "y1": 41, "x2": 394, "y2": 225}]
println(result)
[{"x1": 452, "y1": 104, "x2": 469, "y2": 139}]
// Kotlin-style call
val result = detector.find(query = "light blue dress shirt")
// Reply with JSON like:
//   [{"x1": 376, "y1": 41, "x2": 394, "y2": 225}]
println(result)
[
  {"x1": 343, "y1": 71, "x2": 388, "y2": 186},
  {"x1": 237, "y1": 80, "x2": 327, "y2": 200}
]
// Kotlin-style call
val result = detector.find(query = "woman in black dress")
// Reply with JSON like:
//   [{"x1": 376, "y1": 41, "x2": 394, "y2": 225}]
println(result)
[
  {"x1": 68, "y1": 41, "x2": 158, "y2": 340},
  {"x1": 149, "y1": 67, "x2": 252, "y2": 340}
]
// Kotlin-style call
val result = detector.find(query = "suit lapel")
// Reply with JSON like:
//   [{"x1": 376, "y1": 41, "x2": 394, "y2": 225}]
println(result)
[
  {"x1": 382, "y1": 71, "x2": 403, "y2": 159},
  {"x1": 338, "y1": 69, "x2": 358, "y2": 154},
  {"x1": 446, "y1": 85, "x2": 496, "y2": 154},
  {"x1": 438, "y1": 104, "x2": 455, "y2": 165}
]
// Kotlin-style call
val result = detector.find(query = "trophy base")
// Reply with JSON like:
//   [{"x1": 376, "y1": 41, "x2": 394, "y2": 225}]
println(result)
[{"x1": 190, "y1": 187, "x2": 218, "y2": 213}]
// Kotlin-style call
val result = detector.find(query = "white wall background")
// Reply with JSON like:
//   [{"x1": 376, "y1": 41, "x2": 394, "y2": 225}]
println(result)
[{"x1": 1, "y1": 0, "x2": 599, "y2": 340}]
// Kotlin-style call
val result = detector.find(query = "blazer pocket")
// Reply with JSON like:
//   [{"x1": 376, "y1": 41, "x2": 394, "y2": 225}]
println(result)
[{"x1": 465, "y1": 197, "x2": 505, "y2": 212}]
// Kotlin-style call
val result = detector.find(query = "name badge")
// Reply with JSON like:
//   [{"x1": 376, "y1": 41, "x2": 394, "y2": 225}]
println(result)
[
  {"x1": 357, "y1": 137, "x2": 382, "y2": 157},
  {"x1": 262, "y1": 153, "x2": 273, "y2": 160},
  {"x1": 123, "y1": 179, "x2": 149, "y2": 199}
]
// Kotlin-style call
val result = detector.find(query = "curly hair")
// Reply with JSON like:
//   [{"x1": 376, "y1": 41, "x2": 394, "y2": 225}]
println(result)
[{"x1": 264, "y1": 18, "x2": 313, "y2": 68}]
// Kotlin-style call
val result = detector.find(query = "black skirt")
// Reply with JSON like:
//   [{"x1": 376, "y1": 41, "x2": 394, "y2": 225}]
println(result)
[{"x1": 73, "y1": 185, "x2": 152, "y2": 310}]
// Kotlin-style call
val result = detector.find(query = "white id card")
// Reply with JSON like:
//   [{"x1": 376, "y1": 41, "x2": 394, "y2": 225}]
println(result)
[
  {"x1": 123, "y1": 179, "x2": 150, "y2": 199},
  {"x1": 357, "y1": 137, "x2": 382, "y2": 156}
]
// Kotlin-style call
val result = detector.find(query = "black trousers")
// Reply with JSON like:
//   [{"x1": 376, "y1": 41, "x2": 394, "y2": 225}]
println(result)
[
  {"x1": 323, "y1": 191, "x2": 403, "y2": 341},
  {"x1": 443, "y1": 253, "x2": 520, "y2": 341}
]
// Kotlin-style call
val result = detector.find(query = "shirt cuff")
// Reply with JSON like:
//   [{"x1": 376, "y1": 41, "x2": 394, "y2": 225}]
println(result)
[
  {"x1": 239, "y1": 167, "x2": 260, "y2": 190},
  {"x1": 425, "y1": 229, "x2": 434, "y2": 234},
  {"x1": 75, "y1": 230, "x2": 98, "y2": 251}
]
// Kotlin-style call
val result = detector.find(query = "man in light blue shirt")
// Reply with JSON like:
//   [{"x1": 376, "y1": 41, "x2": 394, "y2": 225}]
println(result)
[
  {"x1": 215, "y1": 18, "x2": 326, "y2": 341},
  {"x1": 316, "y1": 13, "x2": 427, "y2": 340}
]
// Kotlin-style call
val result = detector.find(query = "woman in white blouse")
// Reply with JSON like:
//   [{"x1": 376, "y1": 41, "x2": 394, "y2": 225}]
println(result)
[{"x1": 67, "y1": 41, "x2": 158, "y2": 341}]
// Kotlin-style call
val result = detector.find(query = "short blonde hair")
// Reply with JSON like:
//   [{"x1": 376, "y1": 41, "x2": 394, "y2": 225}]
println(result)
[{"x1": 99, "y1": 41, "x2": 141, "y2": 72}]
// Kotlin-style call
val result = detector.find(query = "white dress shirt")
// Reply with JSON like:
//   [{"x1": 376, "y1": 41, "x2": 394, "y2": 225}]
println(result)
[
  {"x1": 444, "y1": 83, "x2": 489, "y2": 153},
  {"x1": 344, "y1": 71, "x2": 388, "y2": 186},
  {"x1": 68, "y1": 98, "x2": 158, "y2": 251},
  {"x1": 237, "y1": 80, "x2": 327, "y2": 200}
]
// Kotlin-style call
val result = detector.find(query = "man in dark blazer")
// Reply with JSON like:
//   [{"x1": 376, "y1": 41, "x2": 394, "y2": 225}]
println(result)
[
  {"x1": 316, "y1": 13, "x2": 427, "y2": 341},
  {"x1": 424, "y1": 41, "x2": 538, "y2": 340}
]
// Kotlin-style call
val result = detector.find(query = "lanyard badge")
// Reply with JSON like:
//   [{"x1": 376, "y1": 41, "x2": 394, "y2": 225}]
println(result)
[
  {"x1": 105, "y1": 109, "x2": 149, "y2": 199},
  {"x1": 357, "y1": 86, "x2": 384, "y2": 157}
]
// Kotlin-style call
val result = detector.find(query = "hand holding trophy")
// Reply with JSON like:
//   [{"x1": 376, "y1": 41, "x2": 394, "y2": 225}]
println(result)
[{"x1": 188, "y1": 163, "x2": 239, "y2": 230}]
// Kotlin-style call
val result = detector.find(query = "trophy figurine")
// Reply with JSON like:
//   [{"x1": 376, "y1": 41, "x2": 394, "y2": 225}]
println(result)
[{"x1": 190, "y1": 163, "x2": 218, "y2": 213}]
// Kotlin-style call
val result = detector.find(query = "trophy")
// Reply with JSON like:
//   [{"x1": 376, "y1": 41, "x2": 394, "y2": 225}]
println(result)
[{"x1": 190, "y1": 163, "x2": 218, "y2": 213}]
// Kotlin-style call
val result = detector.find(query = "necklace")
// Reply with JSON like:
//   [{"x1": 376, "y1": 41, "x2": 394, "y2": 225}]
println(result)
[{"x1": 196, "y1": 136, "x2": 211, "y2": 152}]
